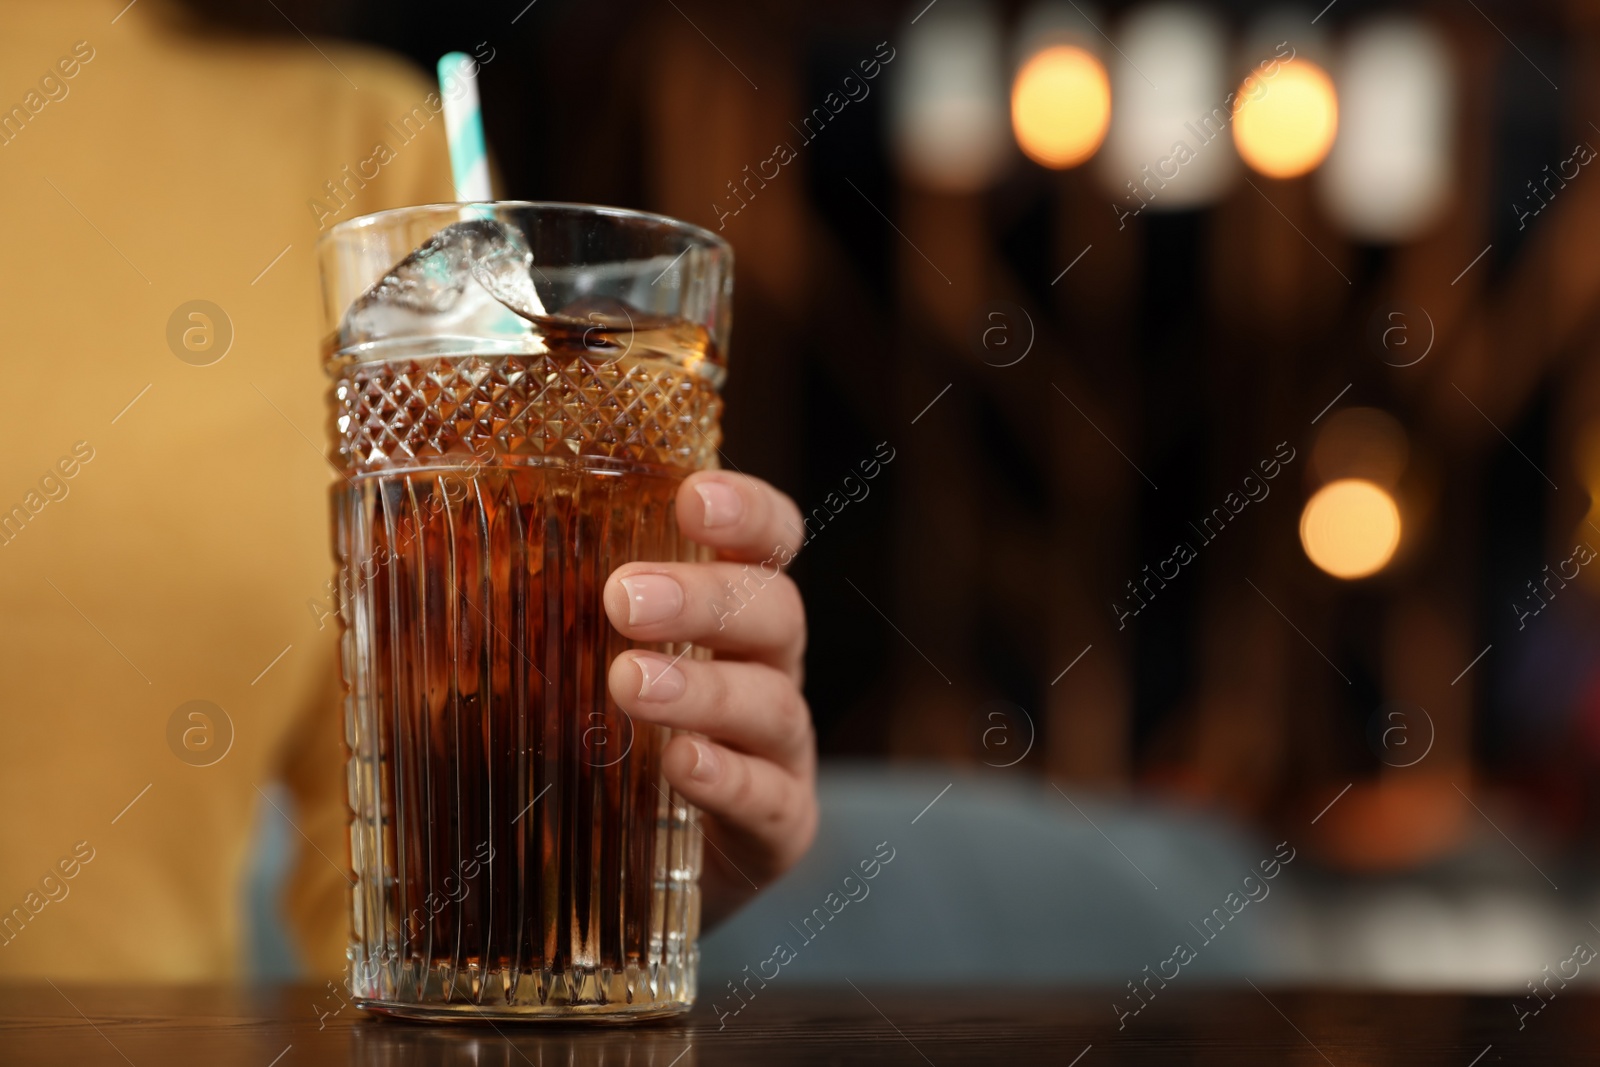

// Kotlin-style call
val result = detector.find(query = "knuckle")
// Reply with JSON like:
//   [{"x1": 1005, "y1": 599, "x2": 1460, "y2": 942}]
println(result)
[
  {"x1": 776, "y1": 495, "x2": 805, "y2": 554},
  {"x1": 746, "y1": 474, "x2": 775, "y2": 526},
  {"x1": 703, "y1": 661, "x2": 735, "y2": 722},
  {"x1": 774, "y1": 574, "x2": 804, "y2": 618},
  {"x1": 792, "y1": 792, "x2": 819, "y2": 855},
  {"x1": 726, "y1": 752, "x2": 759, "y2": 810},
  {"x1": 703, "y1": 565, "x2": 784, "y2": 632},
  {"x1": 764, "y1": 775, "x2": 815, "y2": 858},
  {"x1": 778, "y1": 685, "x2": 814, "y2": 758},
  {"x1": 777, "y1": 576, "x2": 808, "y2": 658}
]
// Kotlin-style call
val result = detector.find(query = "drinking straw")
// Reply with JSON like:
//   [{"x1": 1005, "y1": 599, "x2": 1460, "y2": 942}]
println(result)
[{"x1": 437, "y1": 52, "x2": 492, "y2": 201}]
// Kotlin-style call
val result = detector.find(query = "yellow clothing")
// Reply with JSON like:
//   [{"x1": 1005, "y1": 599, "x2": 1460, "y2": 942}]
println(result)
[{"x1": 0, "y1": 0, "x2": 455, "y2": 979}]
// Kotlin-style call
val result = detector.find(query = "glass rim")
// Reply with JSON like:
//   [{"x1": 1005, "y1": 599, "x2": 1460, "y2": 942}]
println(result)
[{"x1": 318, "y1": 200, "x2": 734, "y2": 258}]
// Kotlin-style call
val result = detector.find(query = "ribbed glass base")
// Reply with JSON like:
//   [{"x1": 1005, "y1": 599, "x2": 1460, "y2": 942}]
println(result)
[{"x1": 352, "y1": 957, "x2": 695, "y2": 1021}]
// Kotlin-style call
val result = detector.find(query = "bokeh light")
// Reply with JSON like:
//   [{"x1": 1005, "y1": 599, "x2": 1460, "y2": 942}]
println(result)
[
  {"x1": 1300, "y1": 479, "x2": 1402, "y2": 579},
  {"x1": 1233, "y1": 58, "x2": 1339, "y2": 179},
  {"x1": 1011, "y1": 45, "x2": 1111, "y2": 168},
  {"x1": 888, "y1": 0, "x2": 1011, "y2": 193},
  {"x1": 1319, "y1": 17, "x2": 1453, "y2": 241},
  {"x1": 1572, "y1": 422, "x2": 1600, "y2": 588},
  {"x1": 1097, "y1": 2, "x2": 1235, "y2": 210}
]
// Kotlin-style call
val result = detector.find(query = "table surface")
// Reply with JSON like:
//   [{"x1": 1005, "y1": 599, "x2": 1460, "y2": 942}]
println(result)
[{"x1": 0, "y1": 983, "x2": 1581, "y2": 1065}]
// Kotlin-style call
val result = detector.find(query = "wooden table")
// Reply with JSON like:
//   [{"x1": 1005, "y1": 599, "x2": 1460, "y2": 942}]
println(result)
[{"x1": 0, "y1": 983, "x2": 1583, "y2": 1064}]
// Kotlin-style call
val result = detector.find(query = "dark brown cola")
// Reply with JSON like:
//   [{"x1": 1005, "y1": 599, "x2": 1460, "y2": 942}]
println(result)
[{"x1": 333, "y1": 335, "x2": 720, "y2": 1019}]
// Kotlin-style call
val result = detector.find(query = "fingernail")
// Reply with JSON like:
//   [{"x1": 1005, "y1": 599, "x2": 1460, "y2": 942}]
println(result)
[
  {"x1": 689, "y1": 739, "x2": 721, "y2": 782},
  {"x1": 619, "y1": 574, "x2": 683, "y2": 626},
  {"x1": 634, "y1": 654, "x2": 687, "y2": 702},
  {"x1": 695, "y1": 480, "x2": 744, "y2": 528}
]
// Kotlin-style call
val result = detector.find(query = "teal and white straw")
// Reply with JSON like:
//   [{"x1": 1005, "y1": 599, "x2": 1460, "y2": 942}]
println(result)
[{"x1": 438, "y1": 52, "x2": 492, "y2": 202}]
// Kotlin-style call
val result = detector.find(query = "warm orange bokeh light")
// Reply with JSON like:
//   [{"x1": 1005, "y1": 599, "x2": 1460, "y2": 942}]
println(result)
[
  {"x1": 1011, "y1": 45, "x2": 1111, "y2": 169},
  {"x1": 1300, "y1": 478, "x2": 1401, "y2": 579},
  {"x1": 1233, "y1": 58, "x2": 1338, "y2": 178}
]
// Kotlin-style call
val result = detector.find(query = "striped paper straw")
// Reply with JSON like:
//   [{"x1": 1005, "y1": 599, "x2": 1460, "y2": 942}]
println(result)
[{"x1": 437, "y1": 52, "x2": 492, "y2": 201}]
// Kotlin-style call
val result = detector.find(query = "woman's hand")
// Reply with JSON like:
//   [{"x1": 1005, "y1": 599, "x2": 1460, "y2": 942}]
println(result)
[{"x1": 604, "y1": 471, "x2": 816, "y2": 927}]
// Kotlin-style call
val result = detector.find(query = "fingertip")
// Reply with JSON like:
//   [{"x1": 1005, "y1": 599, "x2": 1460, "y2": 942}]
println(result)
[
  {"x1": 694, "y1": 478, "x2": 746, "y2": 530},
  {"x1": 686, "y1": 737, "x2": 722, "y2": 782},
  {"x1": 677, "y1": 472, "x2": 805, "y2": 561},
  {"x1": 607, "y1": 651, "x2": 643, "y2": 706},
  {"x1": 677, "y1": 472, "x2": 747, "y2": 533},
  {"x1": 614, "y1": 650, "x2": 688, "y2": 707},
  {"x1": 602, "y1": 572, "x2": 631, "y2": 630},
  {"x1": 663, "y1": 733, "x2": 728, "y2": 789}
]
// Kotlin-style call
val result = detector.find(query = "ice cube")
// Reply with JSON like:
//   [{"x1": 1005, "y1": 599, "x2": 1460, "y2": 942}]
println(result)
[{"x1": 338, "y1": 219, "x2": 549, "y2": 349}]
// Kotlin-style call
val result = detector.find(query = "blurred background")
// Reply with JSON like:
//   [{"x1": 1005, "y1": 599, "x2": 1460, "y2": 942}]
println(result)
[{"x1": 187, "y1": 0, "x2": 1600, "y2": 989}]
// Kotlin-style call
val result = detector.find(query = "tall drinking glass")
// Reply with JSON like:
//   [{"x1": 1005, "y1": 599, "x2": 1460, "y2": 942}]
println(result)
[{"x1": 318, "y1": 203, "x2": 732, "y2": 1021}]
